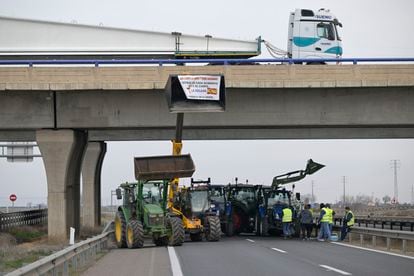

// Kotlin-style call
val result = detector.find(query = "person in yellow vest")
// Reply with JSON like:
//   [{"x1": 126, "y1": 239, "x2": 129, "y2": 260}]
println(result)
[
  {"x1": 282, "y1": 205, "x2": 293, "y2": 239},
  {"x1": 325, "y1": 203, "x2": 335, "y2": 233},
  {"x1": 317, "y1": 203, "x2": 331, "y2": 241},
  {"x1": 340, "y1": 206, "x2": 354, "y2": 241}
]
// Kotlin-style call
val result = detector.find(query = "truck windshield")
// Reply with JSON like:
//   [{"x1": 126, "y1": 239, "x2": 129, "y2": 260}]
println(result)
[
  {"x1": 267, "y1": 192, "x2": 290, "y2": 206},
  {"x1": 190, "y1": 190, "x2": 209, "y2": 212},
  {"x1": 143, "y1": 183, "x2": 161, "y2": 204},
  {"x1": 317, "y1": 22, "x2": 335, "y2": 41}
]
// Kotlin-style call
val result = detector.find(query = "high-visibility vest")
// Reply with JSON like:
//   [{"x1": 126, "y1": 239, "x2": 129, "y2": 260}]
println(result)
[
  {"x1": 320, "y1": 207, "x2": 330, "y2": 222},
  {"x1": 326, "y1": 208, "x2": 333, "y2": 224},
  {"x1": 282, "y1": 208, "x2": 292, "y2": 222},
  {"x1": 347, "y1": 211, "x2": 355, "y2": 226}
]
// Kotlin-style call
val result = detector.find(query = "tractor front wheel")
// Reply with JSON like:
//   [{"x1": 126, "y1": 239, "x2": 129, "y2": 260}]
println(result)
[
  {"x1": 115, "y1": 211, "x2": 127, "y2": 248},
  {"x1": 126, "y1": 219, "x2": 144, "y2": 249},
  {"x1": 167, "y1": 217, "x2": 185, "y2": 246},
  {"x1": 205, "y1": 216, "x2": 221, "y2": 241}
]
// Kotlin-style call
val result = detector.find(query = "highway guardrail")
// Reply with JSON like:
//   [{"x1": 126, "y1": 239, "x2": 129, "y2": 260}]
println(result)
[
  {"x1": 5, "y1": 226, "x2": 114, "y2": 276},
  {"x1": 347, "y1": 226, "x2": 414, "y2": 254}
]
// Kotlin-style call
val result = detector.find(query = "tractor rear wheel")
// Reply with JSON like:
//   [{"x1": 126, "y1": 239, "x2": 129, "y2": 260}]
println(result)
[
  {"x1": 190, "y1": 232, "x2": 202, "y2": 242},
  {"x1": 115, "y1": 211, "x2": 127, "y2": 248},
  {"x1": 167, "y1": 217, "x2": 185, "y2": 246},
  {"x1": 205, "y1": 216, "x2": 221, "y2": 241},
  {"x1": 126, "y1": 219, "x2": 144, "y2": 249}
]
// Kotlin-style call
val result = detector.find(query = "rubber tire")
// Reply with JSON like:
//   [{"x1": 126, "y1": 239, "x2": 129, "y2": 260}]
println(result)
[
  {"x1": 126, "y1": 219, "x2": 144, "y2": 249},
  {"x1": 205, "y1": 216, "x2": 221, "y2": 241},
  {"x1": 167, "y1": 217, "x2": 185, "y2": 246},
  {"x1": 114, "y1": 211, "x2": 127, "y2": 248},
  {"x1": 190, "y1": 232, "x2": 202, "y2": 242}
]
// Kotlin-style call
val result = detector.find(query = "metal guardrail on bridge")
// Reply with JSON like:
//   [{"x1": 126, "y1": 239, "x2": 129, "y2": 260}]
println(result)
[
  {"x1": 0, "y1": 209, "x2": 47, "y2": 230},
  {"x1": 0, "y1": 57, "x2": 414, "y2": 67}
]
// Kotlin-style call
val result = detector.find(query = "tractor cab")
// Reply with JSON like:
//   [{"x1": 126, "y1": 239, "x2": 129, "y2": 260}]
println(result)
[{"x1": 225, "y1": 183, "x2": 263, "y2": 236}]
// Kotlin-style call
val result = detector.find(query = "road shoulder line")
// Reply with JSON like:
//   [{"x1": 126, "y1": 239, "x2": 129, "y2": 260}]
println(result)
[
  {"x1": 331, "y1": 242, "x2": 414, "y2": 260},
  {"x1": 167, "y1": 246, "x2": 183, "y2": 276}
]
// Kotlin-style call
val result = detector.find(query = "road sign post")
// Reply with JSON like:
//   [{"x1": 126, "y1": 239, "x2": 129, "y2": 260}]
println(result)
[{"x1": 9, "y1": 194, "x2": 17, "y2": 208}]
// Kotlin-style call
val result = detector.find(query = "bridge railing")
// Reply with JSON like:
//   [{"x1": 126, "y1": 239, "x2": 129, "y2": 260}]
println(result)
[
  {"x1": 348, "y1": 226, "x2": 414, "y2": 254},
  {"x1": 0, "y1": 209, "x2": 47, "y2": 230},
  {"x1": 0, "y1": 57, "x2": 414, "y2": 67}
]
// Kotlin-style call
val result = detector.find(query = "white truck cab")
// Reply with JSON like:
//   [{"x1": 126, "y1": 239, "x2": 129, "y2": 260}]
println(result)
[{"x1": 287, "y1": 8, "x2": 343, "y2": 59}]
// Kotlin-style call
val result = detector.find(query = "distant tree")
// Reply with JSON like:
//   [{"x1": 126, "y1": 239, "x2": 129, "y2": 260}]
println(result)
[{"x1": 382, "y1": 195, "x2": 391, "y2": 204}]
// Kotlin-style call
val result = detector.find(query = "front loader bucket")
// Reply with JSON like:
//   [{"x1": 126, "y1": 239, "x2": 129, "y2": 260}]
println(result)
[
  {"x1": 165, "y1": 75, "x2": 226, "y2": 113},
  {"x1": 134, "y1": 154, "x2": 195, "y2": 181}
]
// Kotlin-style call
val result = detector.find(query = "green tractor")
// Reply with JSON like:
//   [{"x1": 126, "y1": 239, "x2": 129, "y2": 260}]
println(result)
[{"x1": 114, "y1": 154, "x2": 195, "y2": 249}]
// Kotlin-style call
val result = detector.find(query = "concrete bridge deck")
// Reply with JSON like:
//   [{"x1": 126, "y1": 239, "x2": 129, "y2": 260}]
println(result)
[{"x1": 1, "y1": 64, "x2": 413, "y2": 91}]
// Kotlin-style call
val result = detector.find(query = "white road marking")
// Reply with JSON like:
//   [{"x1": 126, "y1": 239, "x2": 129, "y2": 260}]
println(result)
[
  {"x1": 271, "y1": 247, "x2": 287, "y2": 253},
  {"x1": 319, "y1": 264, "x2": 352, "y2": 275},
  {"x1": 167, "y1": 246, "x2": 183, "y2": 276},
  {"x1": 332, "y1": 241, "x2": 414, "y2": 260},
  {"x1": 246, "y1": 239, "x2": 255, "y2": 243}
]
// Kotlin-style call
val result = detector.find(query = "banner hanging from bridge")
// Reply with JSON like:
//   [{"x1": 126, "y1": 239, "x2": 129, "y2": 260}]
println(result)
[{"x1": 178, "y1": 75, "x2": 221, "y2": 101}]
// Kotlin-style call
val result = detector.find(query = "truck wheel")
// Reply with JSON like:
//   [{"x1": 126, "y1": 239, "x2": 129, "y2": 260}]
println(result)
[
  {"x1": 190, "y1": 232, "x2": 202, "y2": 242},
  {"x1": 167, "y1": 217, "x2": 185, "y2": 246},
  {"x1": 126, "y1": 219, "x2": 144, "y2": 249},
  {"x1": 206, "y1": 216, "x2": 221, "y2": 241},
  {"x1": 115, "y1": 211, "x2": 127, "y2": 248}
]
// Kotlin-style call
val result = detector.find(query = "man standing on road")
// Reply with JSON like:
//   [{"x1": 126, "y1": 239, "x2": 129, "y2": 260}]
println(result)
[
  {"x1": 325, "y1": 203, "x2": 335, "y2": 233},
  {"x1": 299, "y1": 204, "x2": 313, "y2": 240},
  {"x1": 282, "y1": 205, "x2": 293, "y2": 239},
  {"x1": 317, "y1": 203, "x2": 331, "y2": 241},
  {"x1": 340, "y1": 206, "x2": 354, "y2": 241}
]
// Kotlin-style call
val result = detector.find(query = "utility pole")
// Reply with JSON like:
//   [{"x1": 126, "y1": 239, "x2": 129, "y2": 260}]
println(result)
[
  {"x1": 411, "y1": 184, "x2": 414, "y2": 205},
  {"x1": 390, "y1": 160, "x2": 400, "y2": 204},
  {"x1": 342, "y1": 176, "x2": 347, "y2": 207}
]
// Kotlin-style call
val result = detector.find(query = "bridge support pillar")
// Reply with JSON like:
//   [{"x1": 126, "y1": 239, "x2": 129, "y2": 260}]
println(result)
[
  {"x1": 81, "y1": 141, "x2": 106, "y2": 231},
  {"x1": 36, "y1": 129, "x2": 88, "y2": 242}
]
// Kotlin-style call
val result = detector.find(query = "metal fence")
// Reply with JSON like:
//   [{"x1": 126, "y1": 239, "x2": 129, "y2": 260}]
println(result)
[{"x1": 0, "y1": 209, "x2": 47, "y2": 230}]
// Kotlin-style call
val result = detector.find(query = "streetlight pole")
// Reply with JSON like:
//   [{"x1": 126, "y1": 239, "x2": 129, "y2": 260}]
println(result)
[{"x1": 342, "y1": 176, "x2": 347, "y2": 207}]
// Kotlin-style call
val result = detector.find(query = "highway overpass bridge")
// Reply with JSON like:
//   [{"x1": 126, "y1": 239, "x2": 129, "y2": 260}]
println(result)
[{"x1": 1, "y1": 63, "x2": 414, "y2": 241}]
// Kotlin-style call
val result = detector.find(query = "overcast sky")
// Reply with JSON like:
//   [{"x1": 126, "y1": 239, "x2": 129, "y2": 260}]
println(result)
[{"x1": 1, "y1": 0, "x2": 414, "y2": 206}]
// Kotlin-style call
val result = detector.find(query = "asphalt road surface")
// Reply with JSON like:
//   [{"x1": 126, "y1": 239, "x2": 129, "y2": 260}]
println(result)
[{"x1": 82, "y1": 236, "x2": 414, "y2": 276}]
